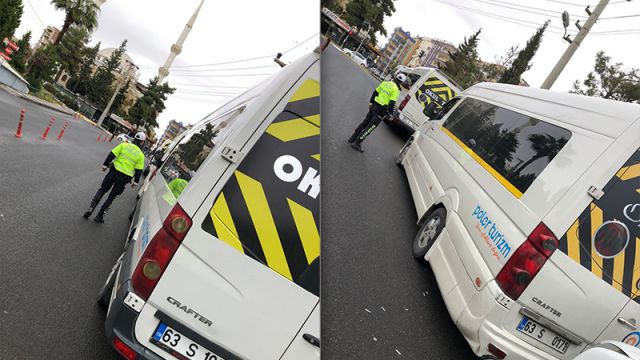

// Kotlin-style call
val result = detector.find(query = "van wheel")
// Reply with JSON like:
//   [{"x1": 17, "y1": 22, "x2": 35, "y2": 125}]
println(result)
[
  {"x1": 97, "y1": 259, "x2": 120, "y2": 309},
  {"x1": 396, "y1": 138, "x2": 413, "y2": 166},
  {"x1": 413, "y1": 208, "x2": 446, "y2": 261}
]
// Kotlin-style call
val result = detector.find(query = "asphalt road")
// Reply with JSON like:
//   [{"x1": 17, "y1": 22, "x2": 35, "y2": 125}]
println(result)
[
  {"x1": 0, "y1": 88, "x2": 133, "y2": 359},
  {"x1": 321, "y1": 45, "x2": 477, "y2": 359}
]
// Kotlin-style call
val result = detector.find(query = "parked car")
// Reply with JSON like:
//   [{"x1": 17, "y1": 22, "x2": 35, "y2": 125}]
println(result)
[
  {"x1": 397, "y1": 82, "x2": 640, "y2": 360},
  {"x1": 342, "y1": 48, "x2": 368, "y2": 67},
  {"x1": 99, "y1": 48, "x2": 320, "y2": 360}
]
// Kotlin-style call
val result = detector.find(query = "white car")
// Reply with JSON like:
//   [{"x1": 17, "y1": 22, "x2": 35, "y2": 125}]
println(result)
[
  {"x1": 343, "y1": 49, "x2": 368, "y2": 67},
  {"x1": 99, "y1": 49, "x2": 320, "y2": 360},
  {"x1": 397, "y1": 82, "x2": 640, "y2": 360}
]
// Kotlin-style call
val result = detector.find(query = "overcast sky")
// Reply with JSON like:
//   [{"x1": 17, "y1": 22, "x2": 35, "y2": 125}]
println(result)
[
  {"x1": 379, "y1": 0, "x2": 640, "y2": 91},
  {"x1": 16, "y1": 0, "x2": 319, "y2": 134}
]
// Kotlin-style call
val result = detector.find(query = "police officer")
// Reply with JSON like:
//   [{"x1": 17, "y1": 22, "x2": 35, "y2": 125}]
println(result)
[
  {"x1": 348, "y1": 73, "x2": 406, "y2": 152},
  {"x1": 84, "y1": 131, "x2": 146, "y2": 223}
]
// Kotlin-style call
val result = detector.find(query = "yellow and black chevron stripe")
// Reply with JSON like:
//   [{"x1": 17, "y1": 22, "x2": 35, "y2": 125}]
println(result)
[
  {"x1": 202, "y1": 79, "x2": 320, "y2": 289},
  {"x1": 415, "y1": 76, "x2": 456, "y2": 113},
  {"x1": 558, "y1": 147, "x2": 640, "y2": 302}
]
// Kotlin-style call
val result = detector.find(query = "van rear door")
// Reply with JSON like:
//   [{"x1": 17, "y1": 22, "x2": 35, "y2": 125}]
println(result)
[
  {"x1": 405, "y1": 69, "x2": 459, "y2": 124},
  {"x1": 134, "y1": 61, "x2": 320, "y2": 360}
]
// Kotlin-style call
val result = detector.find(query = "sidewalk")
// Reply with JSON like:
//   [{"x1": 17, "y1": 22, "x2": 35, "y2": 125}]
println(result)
[{"x1": 0, "y1": 83, "x2": 75, "y2": 116}]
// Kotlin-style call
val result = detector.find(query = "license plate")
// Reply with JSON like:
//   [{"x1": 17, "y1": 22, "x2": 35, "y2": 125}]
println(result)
[
  {"x1": 517, "y1": 317, "x2": 570, "y2": 354},
  {"x1": 151, "y1": 322, "x2": 225, "y2": 360}
]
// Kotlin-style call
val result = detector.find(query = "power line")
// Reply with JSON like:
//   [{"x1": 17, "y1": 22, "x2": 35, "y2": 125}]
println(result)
[
  {"x1": 139, "y1": 55, "x2": 274, "y2": 69},
  {"x1": 544, "y1": 0, "x2": 588, "y2": 7},
  {"x1": 26, "y1": 0, "x2": 46, "y2": 27},
  {"x1": 170, "y1": 73, "x2": 273, "y2": 78},
  {"x1": 153, "y1": 64, "x2": 279, "y2": 74},
  {"x1": 599, "y1": 14, "x2": 640, "y2": 19},
  {"x1": 469, "y1": 0, "x2": 588, "y2": 19},
  {"x1": 283, "y1": 32, "x2": 320, "y2": 54}
]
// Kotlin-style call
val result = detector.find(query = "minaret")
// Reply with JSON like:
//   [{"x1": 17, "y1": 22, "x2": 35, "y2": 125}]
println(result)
[
  {"x1": 94, "y1": 0, "x2": 106, "y2": 6},
  {"x1": 158, "y1": 0, "x2": 204, "y2": 83}
]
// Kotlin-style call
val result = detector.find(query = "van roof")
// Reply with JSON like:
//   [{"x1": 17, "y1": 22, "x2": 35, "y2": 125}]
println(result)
[{"x1": 466, "y1": 82, "x2": 640, "y2": 138}]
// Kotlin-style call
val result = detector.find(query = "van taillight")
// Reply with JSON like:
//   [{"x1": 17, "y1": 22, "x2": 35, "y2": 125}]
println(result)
[
  {"x1": 398, "y1": 94, "x2": 411, "y2": 111},
  {"x1": 496, "y1": 222, "x2": 558, "y2": 300},
  {"x1": 131, "y1": 203, "x2": 192, "y2": 300}
]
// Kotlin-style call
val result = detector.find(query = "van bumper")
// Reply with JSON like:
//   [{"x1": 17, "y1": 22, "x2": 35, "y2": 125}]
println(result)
[
  {"x1": 426, "y1": 226, "x2": 560, "y2": 360},
  {"x1": 105, "y1": 242, "x2": 163, "y2": 360},
  {"x1": 390, "y1": 113, "x2": 417, "y2": 133}
]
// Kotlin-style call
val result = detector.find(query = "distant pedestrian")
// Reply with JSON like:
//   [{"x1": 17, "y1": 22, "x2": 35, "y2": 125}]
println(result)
[
  {"x1": 84, "y1": 132, "x2": 147, "y2": 223},
  {"x1": 348, "y1": 73, "x2": 405, "y2": 152}
]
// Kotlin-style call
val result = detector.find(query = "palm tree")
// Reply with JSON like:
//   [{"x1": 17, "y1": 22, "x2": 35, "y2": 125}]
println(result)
[
  {"x1": 511, "y1": 133, "x2": 568, "y2": 177},
  {"x1": 50, "y1": 0, "x2": 100, "y2": 46}
]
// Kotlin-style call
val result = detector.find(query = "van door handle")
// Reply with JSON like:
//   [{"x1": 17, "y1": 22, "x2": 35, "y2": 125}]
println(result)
[
  {"x1": 618, "y1": 317, "x2": 637, "y2": 329},
  {"x1": 302, "y1": 333, "x2": 320, "y2": 347}
]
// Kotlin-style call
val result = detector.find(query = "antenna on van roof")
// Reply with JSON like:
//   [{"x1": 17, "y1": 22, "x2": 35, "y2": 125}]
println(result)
[{"x1": 274, "y1": 53, "x2": 287, "y2": 68}]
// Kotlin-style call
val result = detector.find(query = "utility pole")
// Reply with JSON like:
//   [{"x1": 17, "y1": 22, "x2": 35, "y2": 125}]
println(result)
[
  {"x1": 97, "y1": 62, "x2": 134, "y2": 127},
  {"x1": 540, "y1": 0, "x2": 609, "y2": 89}
]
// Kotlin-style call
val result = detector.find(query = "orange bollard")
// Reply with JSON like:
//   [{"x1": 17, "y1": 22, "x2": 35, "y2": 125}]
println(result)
[
  {"x1": 40, "y1": 117, "x2": 56, "y2": 140},
  {"x1": 15, "y1": 109, "x2": 25, "y2": 138},
  {"x1": 57, "y1": 121, "x2": 69, "y2": 140},
  {"x1": 103, "y1": 133, "x2": 108, "y2": 142}
]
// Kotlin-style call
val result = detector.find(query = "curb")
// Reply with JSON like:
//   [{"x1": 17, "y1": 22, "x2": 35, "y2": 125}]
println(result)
[{"x1": 0, "y1": 84, "x2": 75, "y2": 116}]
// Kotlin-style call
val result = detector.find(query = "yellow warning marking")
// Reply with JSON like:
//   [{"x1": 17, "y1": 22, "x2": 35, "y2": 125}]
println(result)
[
  {"x1": 287, "y1": 199, "x2": 319, "y2": 264},
  {"x1": 431, "y1": 86, "x2": 452, "y2": 94},
  {"x1": 423, "y1": 80, "x2": 444, "y2": 86},
  {"x1": 567, "y1": 220, "x2": 581, "y2": 264},
  {"x1": 311, "y1": 154, "x2": 320, "y2": 161},
  {"x1": 305, "y1": 114, "x2": 320, "y2": 127},
  {"x1": 289, "y1": 79, "x2": 320, "y2": 103},
  {"x1": 211, "y1": 193, "x2": 244, "y2": 253},
  {"x1": 266, "y1": 119, "x2": 320, "y2": 142},
  {"x1": 235, "y1": 171, "x2": 292, "y2": 280},
  {"x1": 632, "y1": 238, "x2": 640, "y2": 297},
  {"x1": 590, "y1": 204, "x2": 603, "y2": 278},
  {"x1": 617, "y1": 164, "x2": 640, "y2": 181},
  {"x1": 613, "y1": 250, "x2": 626, "y2": 292},
  {"x1": 442, "y1": 127, "x2": 523, "y2": 198}
]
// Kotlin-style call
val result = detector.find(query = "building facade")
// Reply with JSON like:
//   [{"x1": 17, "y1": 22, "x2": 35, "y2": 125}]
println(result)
[
  {"x1": 34, "y1": 26, "x2": 60, "y2": 50},
  {"x1": 378, "y1": 27, "x2": 416, "y2": 74},
  {"x1": 157, "y1": 119, "x2": 188, "y2": 148},
  {"x1": 406, "y1": 37, "x2": 456, "y2": 69}
]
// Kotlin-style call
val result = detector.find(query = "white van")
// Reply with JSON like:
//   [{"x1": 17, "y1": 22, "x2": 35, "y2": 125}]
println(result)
[
  {"x1": 397, "y1": 82, "x2": 640, "y2": 360},
  {"x1": 388, "y1": 66, "x2": 462, "y2": 133},
  {"x1": 99, "y1": 50, "x2": 320, "y2": 360}
]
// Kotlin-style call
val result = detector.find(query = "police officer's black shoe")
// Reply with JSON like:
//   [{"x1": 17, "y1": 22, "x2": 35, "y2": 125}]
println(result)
[
  {"x1": 94, "y1": 214, "x2": 105, "y2": 223},
  {"x1": 83, "y1": 207, "x2": 94, "y2": 219},
  {"x1": 350, "y1": 142, "x2": 364, "y2": 152},
  {"x1": 347, "y1": 136, "x2": 355, "y2": 143}
]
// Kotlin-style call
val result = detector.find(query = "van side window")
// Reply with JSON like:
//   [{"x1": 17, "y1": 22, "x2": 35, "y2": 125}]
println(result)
[
  {"x1": 201, "y1": 79, "x2": 320, "y2": 296},
  {"x1": 406, "y1": 73, "x2": 421, "y2": 86},
  {"x1": 442, "y1": 97, "x2": 572, "y2": 196},
  {"x1": 160, "y1": 108, "x2": 244, "y2": 197}
]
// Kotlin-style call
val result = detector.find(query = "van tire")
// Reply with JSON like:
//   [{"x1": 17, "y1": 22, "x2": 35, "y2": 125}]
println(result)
[
  {"x1": 412, "y1": 207, "x2": 446, "y2": 261},
  {"x1": 97, "y1": 259, "x2": 120, "y2": 309}
]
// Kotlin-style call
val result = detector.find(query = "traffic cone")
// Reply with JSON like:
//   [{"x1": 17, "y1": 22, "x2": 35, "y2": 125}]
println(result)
[
  {"x1": 15, "y1": 109, "x2": 25, "y2": 138},
  {"x1": 41, "y1": 117, "x2": 56, "y2": 140},
  {"x1": 57, "y1": 121, "x2": 69, "y2": 141}
]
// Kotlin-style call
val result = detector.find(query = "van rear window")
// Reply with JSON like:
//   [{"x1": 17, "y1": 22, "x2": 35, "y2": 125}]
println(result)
[{"x1": 442, "y1": 97, "x2": 571, "y2": 197}]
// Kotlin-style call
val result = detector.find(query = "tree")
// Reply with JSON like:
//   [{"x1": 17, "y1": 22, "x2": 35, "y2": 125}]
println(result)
[
  {"x1": 499, "y1": 21, "x2": 549, "y2": 85},
  {"x1": 54, "y1": 25, "x2": 90, "y2": 82},
  {"x1": 10, "y1": 31, "x2": 31, "y2": 74},
  {"x1": 87, "y1": 39, "x2": 127, "y2": 107},
  {"x1": 128, "y1": 76, "x2": 176, "y2": 129},
  {"x1": 50, "y1": 0, "x2": 100, "y2": 46},
  {"x1": 342, "y1": 0, "x2": 396, "y2": 44},
  {"x1": 67, "y1": 40, "x2": 100, "y2": 94},
  {"x1": 25, "y1": 45, "x2": 58, "y2": 90},
  {"x1": 571, "y1": 51, "x2": 640, "y2": 103},
  {"x1": 0, "y1": 0, "x2": 23, "y2": 39},
  {"x1": 483, "y1": 45, "x2": 519, "y2": 82},
  {"x1": 442, "y1": 29, "x2": 483, "y2": 89}
]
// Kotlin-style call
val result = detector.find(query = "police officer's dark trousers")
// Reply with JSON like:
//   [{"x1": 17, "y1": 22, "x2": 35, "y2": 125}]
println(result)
[
  {"x1": 90, "y1": 167, "x2": 132, "y2": 216},
  {"x1": 348, "y1": 102, "x2": 387, "y2": 144}
]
